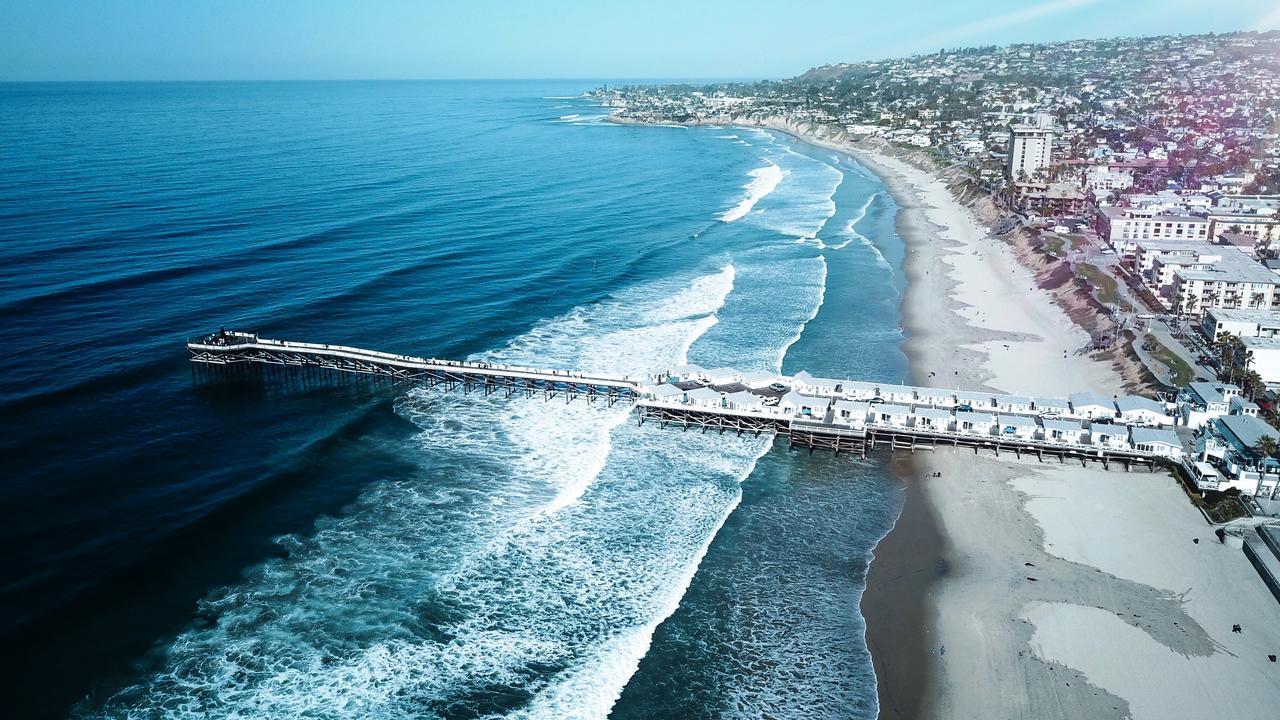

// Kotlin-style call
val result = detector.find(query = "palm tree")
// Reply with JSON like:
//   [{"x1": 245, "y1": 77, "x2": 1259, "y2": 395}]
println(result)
[
  {"x1": 1217, "y1": 331, "x2": 1236, "y2": 370},
  {"x1": 1184, "y1": 294, "x2": 1199, "y2": 317},
  {"x1": 1254, "y1": 435, "x2": 1278, "y2": 469},
  {"x1": 1203, "y1": 289, "x2": 1220, "y2": 309},
  {"x1": 1253, "y1": 291, "x2": 1267, "y2": 309},
  {"x1": 1242, "y1": 369, "x2": 1265, "y2": 401}
]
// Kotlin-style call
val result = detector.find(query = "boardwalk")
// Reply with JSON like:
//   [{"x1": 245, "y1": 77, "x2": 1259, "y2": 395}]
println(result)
[{"x1": 188, "y1": 330, "x2": 1184, "y2": 469}]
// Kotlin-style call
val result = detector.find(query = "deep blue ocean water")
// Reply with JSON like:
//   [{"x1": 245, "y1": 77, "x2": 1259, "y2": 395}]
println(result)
[{"x1": 0, "y1": 81, "x2": 907, "y2": 719}]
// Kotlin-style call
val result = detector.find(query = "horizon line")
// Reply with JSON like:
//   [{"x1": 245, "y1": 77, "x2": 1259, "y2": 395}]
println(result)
[{"x1": 0, "y1": 76, "x2": 776, "y2": 85}]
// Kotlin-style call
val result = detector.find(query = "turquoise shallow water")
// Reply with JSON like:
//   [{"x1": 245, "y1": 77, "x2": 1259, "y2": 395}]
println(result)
[{"x1": 0, "y1": 81, "x2": 905, "y2": 718}]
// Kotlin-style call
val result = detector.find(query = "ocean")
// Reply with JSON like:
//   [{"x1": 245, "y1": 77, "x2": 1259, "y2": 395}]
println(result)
[{"x1": 0, "y1": 81, "x2": 908, "y2": 719}]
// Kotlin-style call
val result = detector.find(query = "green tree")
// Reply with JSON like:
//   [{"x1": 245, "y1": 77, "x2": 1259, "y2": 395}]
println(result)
[{"x1": 1254, "y1": 435, "x2": 1277, "y2": 468}]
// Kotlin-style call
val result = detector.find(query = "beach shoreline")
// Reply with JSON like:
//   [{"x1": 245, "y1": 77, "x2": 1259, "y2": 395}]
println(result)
[
  {"x1": 748, "y1": 121, "x2": 1280, "y2": 720},
  {"x1": 611, "y1": 113, "x2": 1280, "y2": 719}
]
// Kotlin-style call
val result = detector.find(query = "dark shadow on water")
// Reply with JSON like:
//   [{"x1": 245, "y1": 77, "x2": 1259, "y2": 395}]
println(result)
[{"x1": 1, "y1": 378, "x2": 422, "y2": 720}]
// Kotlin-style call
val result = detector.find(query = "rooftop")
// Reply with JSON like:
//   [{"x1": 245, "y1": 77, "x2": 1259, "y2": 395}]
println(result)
[
  {"x1": 1216, "y1": 414, "x2": 1279, "y2": 451},
  {"x1": 1205, "y1": 307, "x2": 1280, "y2": 325}
]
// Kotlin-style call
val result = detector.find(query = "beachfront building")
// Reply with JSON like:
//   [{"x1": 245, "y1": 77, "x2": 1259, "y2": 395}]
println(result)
[
  {"x1": 702, "y1": 367, "x2": 740, "y2": 386},
  {"x1": 998, "y1": 415, "x2": 1038, "y2": 439},
  {"x1": 1200, "y1": 307, "x2": 1280, "y2": 342},
  {"x1": 1130, "y1": 427, "x2": 1185, "y2": 460},
  {"x1": 648, "y1": 384, "x2": 685, "y2": 403},
  {"x1": 685, "y1": 386, "x2": 723, "y2": 409},
  {"x1": 724, "y1": 390, "x2": 765, "y2": 412},
  {"x1": 780, "y1": 391, "x2": 826, "y2": 418},
  {"x1": 1134, "y1": 240, "x2": 1212, "y2": 288},
  {"x1": 1240, "y1": 335, "x2": 1280, "y2": 386},
  {"x1": 669, "y1": 364, "x2": 704, "y2": 382},
  {"x1": 792, "y1": 371, "x2": 841, "y2": 396},
  {"x1": 1032, "y1": 397, "x2": 1071, "y2": 416},
  {"x1": 915, "y1": 387, "x2": 956, "y2": 408},
  {"x1": 1009, "y1": 182, "x2": 1089, "y2": 216},
  {"x1": 955, "y1": 390, "x2": 997, "y2": 412},
  {"x1": 877, "y1": 384, "x2": 918, "y2": 405},
  {"x1": 913, "y1": 407, "x2": 953, "y2": 431},
  {"x1": 833, "y1": 400, "x2": 870, "y2": 428},
  {"x1": 1169, "y1": 251, "x2": 1280, "y2": 315},
  {"x1": 1007, "y1": 113, "x2": 1054, "y2": 181},
  {"x1": 956, "y1": 410, "x2": 996, "y2": 436},
  {"x1": 872, "y1": 404, "x2": 913, "y2": 428},
  {"x1": 994, "y1": 394, "x2": 1035, "y2": 415},
  {"x1": 1069, "y1": 392, "x2": 1117, "y2": 420},
  {"x1": 1115, "y1": 395, "x2": 1174, "y2": 426},
  {"x1": 739, "y1": 369, "x2": 780, "y2": 389},
  {"x1": 1095, "y1": 207, "x2": 1212, "y2": 253},
  {"x1": 1042, "y1": 418, "x2": 1088, "y2": 444},
  {"x1": 1198, "y1": 415, "x2": 1280, "y2": 498},
  {"x1": 1178, "y1": 381, "x2": 1248, "y2": 429},
  {"x1": 841, "y1": 380, "x2": 878, "y2": 401},
  {"x1": 1090, "y1": 423, "x2": 1130, "y2": 449}
]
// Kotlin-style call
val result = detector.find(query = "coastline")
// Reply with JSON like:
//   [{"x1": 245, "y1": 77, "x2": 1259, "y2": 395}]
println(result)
[{"x1": 611, "y1": 112, "x2": 1280, "y2": 719}]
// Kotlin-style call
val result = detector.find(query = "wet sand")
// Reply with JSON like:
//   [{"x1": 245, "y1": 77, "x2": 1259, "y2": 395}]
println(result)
[{"x1": 863, "y1": 454, "x2": 945, "y2": 720}]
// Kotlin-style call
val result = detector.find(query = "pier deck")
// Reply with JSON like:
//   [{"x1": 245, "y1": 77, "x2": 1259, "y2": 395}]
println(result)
[{"x1": 188, "y1": 330, "x2": 1178, "y2": 469}]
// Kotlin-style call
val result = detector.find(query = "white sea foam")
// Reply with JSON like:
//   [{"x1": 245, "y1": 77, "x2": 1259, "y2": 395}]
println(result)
[
  {"x1": 719, "y1": 162, "x2": 783, "y2": 223},
  {"x1": 746, "y1": 149, "x2": 843, "y2": 239},
  {"x1": 89, "y1": 265, "x2": 751, "y2": 720},
  {"x1": 514, "y1": 446, "x2": 768, "y2": 720},
  {"x1": 776, "y1": 255, "x2": 828, "y2": 370},
  {"x1": 849, "y1": 191, "x2": 879, "y2": 228}
]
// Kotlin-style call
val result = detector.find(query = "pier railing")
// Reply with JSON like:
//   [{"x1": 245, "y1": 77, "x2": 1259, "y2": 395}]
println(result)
[{"x1": 187, "y1": 330, "x2": 1178, "y2": 470}]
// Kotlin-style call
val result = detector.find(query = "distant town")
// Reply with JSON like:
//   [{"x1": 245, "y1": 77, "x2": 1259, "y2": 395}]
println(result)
[{"x1": 594, "y1": 30, "x2": 1280, "y2": 519}]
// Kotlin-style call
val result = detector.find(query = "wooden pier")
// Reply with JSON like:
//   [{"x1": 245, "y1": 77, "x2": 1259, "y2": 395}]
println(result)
[
  {"x1": 188, "y1": 331, "x2": 638, "y2": 406},
  {"x1": 188, "y1": 330, "x2": 1174, "y2": 470}
]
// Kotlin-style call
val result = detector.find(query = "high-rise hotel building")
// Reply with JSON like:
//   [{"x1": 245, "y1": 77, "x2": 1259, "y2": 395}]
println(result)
[{"x1": 1008, "y1": 113, "x2": 1055, "y2": 181}]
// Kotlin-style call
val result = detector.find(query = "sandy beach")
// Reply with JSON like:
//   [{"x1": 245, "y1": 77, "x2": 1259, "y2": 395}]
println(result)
[
  {"x1": 838, "y1": 137, "x2": 1280, "y2": 719},
  {"x1": 612, "y1": 112, "x2": 1280, "y2": 718}
]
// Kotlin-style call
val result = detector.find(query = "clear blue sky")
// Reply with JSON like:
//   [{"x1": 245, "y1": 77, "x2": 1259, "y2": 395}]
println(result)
[{"x1": 2, "y1": 0, "x2": 1279, "y2": 81}]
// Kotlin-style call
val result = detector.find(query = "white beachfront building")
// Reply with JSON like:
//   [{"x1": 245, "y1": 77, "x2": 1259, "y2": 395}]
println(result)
[
  {"x1": 998, "y1": 414, "x2": 1038, "y2": 439},
  {"x1": 871, "y1": 403, "x2": 913, "y2": 428},
  {"x1": 792, "y1": 371, "x2": 842, "y2": 396},
  {"x1": 702, "y1": 367, "x2": 741, "y2": 386},
  {"x1": 1069, "y1": 392, "x2": 1117, "y2": 420},
  {"x1": 841, "y1": 380, "x2": 878, "y2": 401},
  {"x1": 877, "y1": 384, "x2": 918, "y2": 405},
  {"x1": 669, "y1": 364, "x2": 705, "y2": 382},
  {"x1": 739, "y1": 369, "x2": 779, "y2": 390},
  {"x1": 955, "y1": 390, "x2": 997, "y2": 412},
  {"x1": 1042, "y1": 418, "x2": 1088, "y2": 444},
  {"x1": 915, "y1": 387, "x2": 956, "y2": 408},
  {"x1": 1115, "y1": 396, "x2": 1173, "y2": 427},
  {"x1": 955, "y1": 410, "x2": 996, "y2": 435},
  {"x1": 994, "y1": 394, "x2": 1035, "y2": 415},
  {"x1": 833, "y1": 399, "x2": 870, "y2": 428},
  {"x1": 1129, "y1": 427, "x2": 1184, "y2": 459},
  {"x1": 914, "y1": 407, "x2": 953, "y2": 431},
  {"x1": 1033, "y1": 396, "x2": 1071, "y2": 416},
  {"x1": 780, "y1": 391, "x2": 827, "y2": 419},
  {"x1": 724, "y1": 390, "x2": 765, "y2": 412},
  {"x1": 648, "y1": 384, "x2": 685, "y2": 403},
  {"x1": 1089, "y1": 423, "x2": 1130, "y2": 448},
  {"x1": 685, "y1": 386, "x2": 723, "y2": 409}
]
